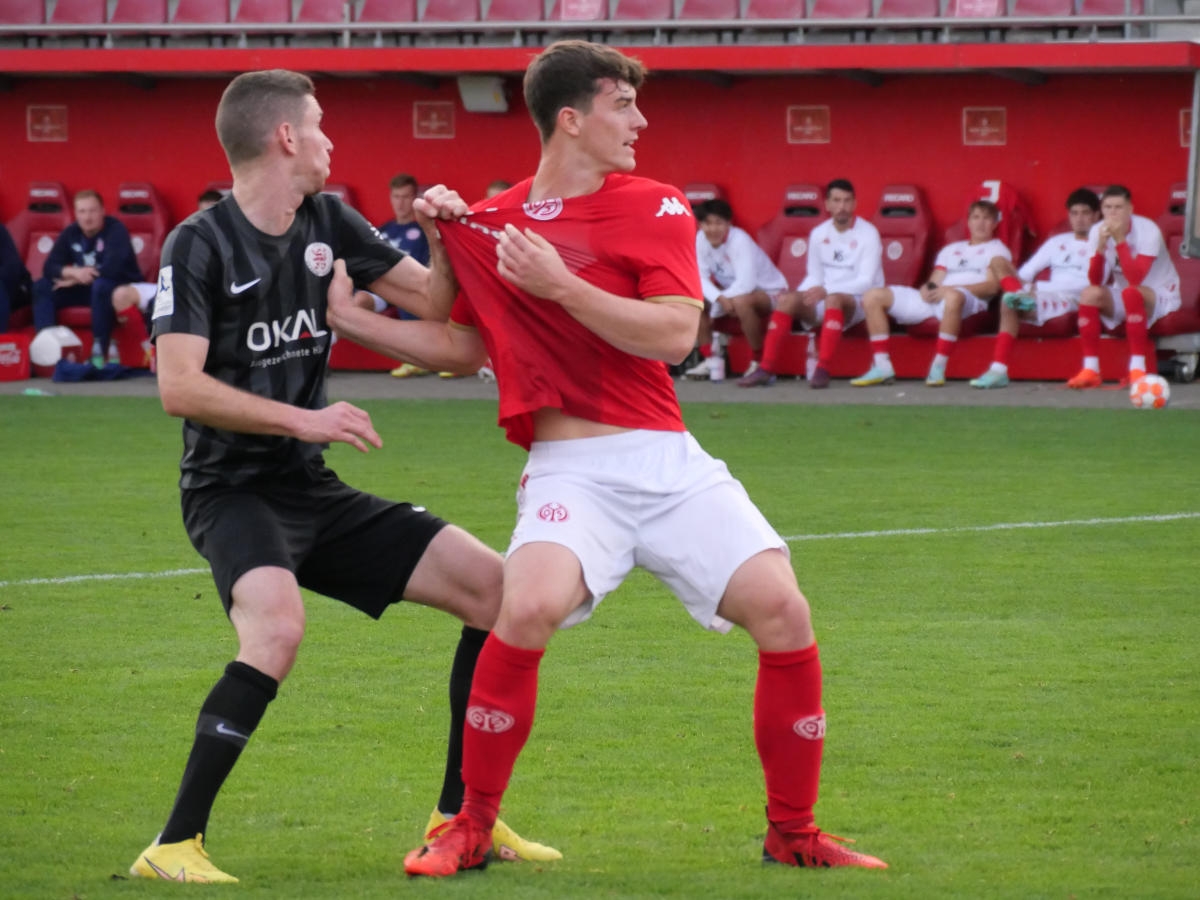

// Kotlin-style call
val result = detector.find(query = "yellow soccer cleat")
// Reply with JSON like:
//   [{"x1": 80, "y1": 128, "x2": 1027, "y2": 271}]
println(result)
[
  {"x1": 130, "y1": 833, "x2": 238, "y2": 883},
  {"x1": 390, "y1": 363, "x2": 430, "y2": 378},
  {"x1": 426, "y1": 809, "x2": 562, "y2": 863}
]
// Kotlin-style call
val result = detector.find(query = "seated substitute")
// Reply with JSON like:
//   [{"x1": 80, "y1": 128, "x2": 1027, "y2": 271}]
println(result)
[
  {"x1": 31, "y1": 189, "x2": 155, "y2": 367},
  {"x1": 1066, "y1": 184, "x2": 1181, "y2": 389},
  {"x1": 0, "y1": 222, "x2": 31, "y2": 333},
  {"x1": 970, "y1": 188, "x2": 1100, "y2": 389},
  {"x1": 742, "y1": 179, "x2": 883, "y2": 389},
  {"x1": 687, "y1": 198, "x2": 788, "y2": 382},
  {"x1": 852, "y1": 200, "x2": 1009, "y2": 387}
]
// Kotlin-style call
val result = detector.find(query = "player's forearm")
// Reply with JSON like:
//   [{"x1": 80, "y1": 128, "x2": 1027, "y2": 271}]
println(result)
[
  {"x1": 423, "y1": 235, "x2": 459, "y2": 320},
  {"x1": 555, "y1": 277, "x2": 699, "y2": 363},
  {"x1": 159, "y1": 370, "x2": 311, "y2": 439},
  {"x1": 331, "y1": 305, "x2": 481, "y2": 373},
  {"x1": 1115, "y1": 244, "x2": 1151, "y2": 285}
]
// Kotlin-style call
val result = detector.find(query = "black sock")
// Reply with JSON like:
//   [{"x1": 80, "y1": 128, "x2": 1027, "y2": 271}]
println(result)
[
  {"x1": 436, "y1": 626, "x2": 488, "y2": 816},
  {"x1": 159, "y1": 661, "x2": 278, "y2": 844}
]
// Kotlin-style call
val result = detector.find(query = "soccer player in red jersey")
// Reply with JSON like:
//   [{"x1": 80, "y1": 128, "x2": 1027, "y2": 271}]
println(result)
[{"x1": 328, "y1": 40, "x2": 887, "y2": 878}]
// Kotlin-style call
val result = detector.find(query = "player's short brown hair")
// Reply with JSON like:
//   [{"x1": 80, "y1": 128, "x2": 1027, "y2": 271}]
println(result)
[
  {"x1": 73, "y1": 189, "x2": 103, "y2": 207},
  {"x1": 969, "y1": 200, "x2": 1000, "y2": 220},
  {"x1": 389, "y1": 173, "x2": 418, "y2": 191},
  {"x1": 524, "y1": 40, "x2": 646, "y2": 144},
  {"x1": 216, "y1": 69, "x2": 315, "y2": 168},
  {"x1": 1102, "y1": 184, "x2": 1132, "y2": 202}
]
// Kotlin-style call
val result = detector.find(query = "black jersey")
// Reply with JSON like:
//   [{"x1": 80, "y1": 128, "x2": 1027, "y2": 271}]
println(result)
[{"x1": 153, "y1": 192, "x2": 404, "y2": 489}]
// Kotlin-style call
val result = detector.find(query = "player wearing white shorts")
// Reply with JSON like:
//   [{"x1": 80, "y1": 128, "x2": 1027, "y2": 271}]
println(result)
[
  {"x1": 742, "y1": 179, "x2": 883, "y2": 390},
  {"x1": 1066, "y1": 184, "x2": 1182, "y2": 389},
  {"x1": 852, "y1": 200, "x2": 1008, "y2": 387},
  {"x1": 970, "y1": 188, "x2": 1101, "y2": 389},
  {"x1": 687, "y1": 198, "x2": 788, "y2": 381}
]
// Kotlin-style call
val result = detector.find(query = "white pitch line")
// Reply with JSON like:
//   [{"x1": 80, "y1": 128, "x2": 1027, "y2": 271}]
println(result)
[
  {"x1": 2, "y1": 513, "x2": 1198, "y2": 590},
  {"x1": 780, "y1": 511, "x2": 1200, "y2": 543}
]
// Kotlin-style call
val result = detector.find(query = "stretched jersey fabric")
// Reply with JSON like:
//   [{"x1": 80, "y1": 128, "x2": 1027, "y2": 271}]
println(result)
[
  {"x1": 43, "y1": 215, "x2": 144, "y2": 285},
  {"x1": 933, "y1": 238, "x2": 1011, "y2": 288},
  {"x1": 443, "y1": 174, "x2": 703, "y2": 450},
  {"x1": 153, "y1": 193, "x2": 403, "y2": 489},
  {"x1": 1087, "y1": 214, "x2": 1179, "y2": 292},
  {"x1": 797, "y1": 217, "x2": 884, "y2": 295},
  {"x1": 695, "y1": 224, "x2": 787, "y2": 303},
  {"x1": 1017, "y1": 233, "x2": 1091, "y2": 292}
]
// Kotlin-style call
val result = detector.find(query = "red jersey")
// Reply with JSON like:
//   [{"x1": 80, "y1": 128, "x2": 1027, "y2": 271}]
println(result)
[{"x1": 442, "y1": 174, "x2": 703, "y2": 450}]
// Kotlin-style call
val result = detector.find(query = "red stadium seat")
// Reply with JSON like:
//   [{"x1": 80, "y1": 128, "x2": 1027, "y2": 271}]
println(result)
[
  {"x1": 943, "y1": 180, "x2": 1036, "y2": 263},
  {"x1": 421, "y1": 0, "x2": 481, "y2": 20},
  {"x1": 876, "y1": 0, "x2": 937, "y2": 16},
  {"x1": 233, "y1": 0, "x2": 292, "y2": 22},
  {"x1": 946, "y1": 0, "x2": 1005, "y2": 14},
  {"x1": 757, "y1": 184, "x2": 824, "y2": 291},
  {"x1": 873, "y1": 183, "x2": 932, "y2": 288},
  {"x1": 811, "y1": 0, "x2": 871, "y2": 16},
  {"x1": 115, "y1": 182, "x2": 171, "y2": 282},
  {"x1": 295, "y1": 0, "x2": 351, "y2": 21},
  {"x1": 678, "y1": 0, "x2": 740, "y2": 18},
  {"x1": 1078, "y1": 0, "x2": 1143, "y2": 12},
  {"x1": 6, "y1": 182, "x2": 73, "y2": 283},
  {"x1": 486, "y1": 0, "x2": 546, "y2": 19},
  {"x1": 109, "y1": 0, "x2": 169, "y2": 23},
  {"x1": 48, "y1": 0, "x2": 106, "y2": 24},
  {"x1": 173, "y1": 0, "x2": 230, "y2": 23},
  {"x1": 549, "y1": 0, "x2": 609, "y2": 19},
  {"x1": 743, "y1": 0, "x2": 806, "y2": 16},
  {"x1": 0, "y1": 1, "x2": 43, "y2": 24},
  {"x1": 683, "y1": 182, "x2": 724, "y2": 213},
  {"x1": 1012, "y1": 0, "x2": 1073, "y2": 15},
  {"x1": 357, "y1": 0, "x2": 418, "y2": 18},
  {"x1": 1152, "y1": 181, "x2": 1200, "y2": 337},
  {"x1": 612, "y1": 0, "x2": 673, "y2": 17}
]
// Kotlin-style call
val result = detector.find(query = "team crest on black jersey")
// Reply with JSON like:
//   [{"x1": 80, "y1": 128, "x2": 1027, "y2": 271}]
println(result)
[
  {"x1": 524, "y1": 198, "x2": 563, "y2": 221},
  {"x1": 304, "y1": 242, "x2": 334, "y2": 276}
]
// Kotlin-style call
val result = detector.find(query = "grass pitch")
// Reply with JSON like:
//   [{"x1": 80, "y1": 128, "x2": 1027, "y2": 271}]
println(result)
[{"x1": 0, "y1": 395, "x2": 1197, "y2": 899}]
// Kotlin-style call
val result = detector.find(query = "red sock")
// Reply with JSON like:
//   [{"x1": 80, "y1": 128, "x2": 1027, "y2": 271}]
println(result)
[
  {"x1": 1122, "y1": 287, "x2": 1149, "y2": 366},
  {"x1": 119, "y1": 305, "x2": 149, "y2": 347},
  {"x1": 755, "y1": 643, "x2": 823, "y2": 830},
  {"x1": 994, "y1": 331, "x2": 1015, "y2": 366},
  {"x1": 460, "y1": 634, "x2": 544, "y2": 828},
  {"x1": 1000, "y1": 275, "x2": 1022, "y2": 294},
  {"x1": 1078, "y1": 305, "x2": 1101, "y2": 359},
  {"x1": 935, "y1": 333, "x2": 958, "y2": 359},
  {"x1": 698, "y1": 344, "x2": 712, "y2": 359},
  {"x1": 760, "y1": 310, "x2": 792, "y2": 375},
  {"x1": 817, "y1": 308, "x2": 844, "y2": 368}
]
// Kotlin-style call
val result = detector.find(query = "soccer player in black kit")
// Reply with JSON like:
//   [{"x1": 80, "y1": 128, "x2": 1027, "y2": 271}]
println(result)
[{"x1": 129, "y1": 69, "x2": 558, "y2": 883}]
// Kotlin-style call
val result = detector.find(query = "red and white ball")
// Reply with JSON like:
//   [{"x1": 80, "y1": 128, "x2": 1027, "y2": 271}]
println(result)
[{"x1": 1129, "y1": 373, "x2": 1170, "y2": 409}]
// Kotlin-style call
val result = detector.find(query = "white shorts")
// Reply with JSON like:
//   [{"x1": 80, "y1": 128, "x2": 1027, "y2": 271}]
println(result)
[
  {"x1": 888, "y1": 285, "x2": 989, "y2": 325},
  {"x1": 811, "y1": 295, "x2": 866, "y2": 331},
  {"x1": 130, "y1": 282, "x2": 157, "y2": 310},
  {"x1": 1025, "y1": 286, "x2": 1080, "y2": 327},
  {"x1": 708, "y1": 288, "x2": 781, "y2": 319},
  {"x1": 508, "y1": 429, "x2": 787, "y2": 634},
  {"x1": 1098, "y1": 283, "x2": 1183, "y2": 331}
]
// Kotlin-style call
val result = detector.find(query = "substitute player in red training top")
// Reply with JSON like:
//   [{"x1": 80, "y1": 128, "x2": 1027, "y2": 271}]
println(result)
[{"x1": 327, "y1": 39, "x2": 887, "y2": 879}]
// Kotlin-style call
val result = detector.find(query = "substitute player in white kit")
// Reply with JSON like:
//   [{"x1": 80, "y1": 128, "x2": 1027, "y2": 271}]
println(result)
[{"x1": 1066, "y1": 184, "x2": 1181, "y2": 389}]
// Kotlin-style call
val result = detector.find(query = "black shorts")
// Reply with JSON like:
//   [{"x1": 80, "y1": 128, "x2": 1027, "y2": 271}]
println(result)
[{"x1": 181, "y1": 465, "x2": 447, "y2": 618}]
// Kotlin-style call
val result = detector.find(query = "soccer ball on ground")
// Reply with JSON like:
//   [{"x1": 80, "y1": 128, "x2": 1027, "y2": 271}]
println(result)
[{"x1": 1129, "y1": 373, "x2": 1170, "y2": 409}]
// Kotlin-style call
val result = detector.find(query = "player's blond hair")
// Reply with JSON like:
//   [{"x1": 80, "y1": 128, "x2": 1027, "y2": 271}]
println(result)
[
  {"x1": 524, "y1": 40, "x2": 646, "y2": 144},
  {"x1": 216, "y1": 69, "x2": 315, "y2": 168}
]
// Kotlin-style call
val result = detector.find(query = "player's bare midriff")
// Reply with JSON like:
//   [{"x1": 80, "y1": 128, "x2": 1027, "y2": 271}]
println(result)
[{"x1": 531, "y1": 407, "x2": 633, "y2": 442}]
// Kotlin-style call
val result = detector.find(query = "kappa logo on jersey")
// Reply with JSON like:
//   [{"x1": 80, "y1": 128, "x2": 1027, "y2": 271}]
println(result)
[
  {"x1": 152, "y1": 266, "x2": 174, "y2": 319},
  {"x1": 304, "y1": 242, "x2": 334, "y2": 277},
  {"x1": 466, "y1": 706, "x2": 515, "y2": 734},
  {"x1": 793, "y1": 713, "x2": 826, "y2": 741},
  {"x1": 246, "y1": 308, "x2": 328, "y2": 351},
  {"x1": 655, "y1": 196, "x2": 691, "y2": 218},
  {"x1": 537, "y1": 502, "x2": 569, "y2": 523},
  {"x1": 524, "y1": 198, "x2": 563, "y2": 221}
]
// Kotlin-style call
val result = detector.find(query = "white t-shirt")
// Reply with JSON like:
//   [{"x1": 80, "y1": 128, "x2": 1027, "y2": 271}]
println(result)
[
  {"x1": 797, "y1": 217, "x2": 884, "y2": 295},
  {"x1": 1088, "y1": 213, "x2": 1179, "y2": 292},
  {"x1": 695, "y1": 225, "x2": 788, "y2": 304},
  {"x1": 1017, "y1": 233, "x2": 1092, "y2": 292},
  {"x1": 934, "y1": 238, "x2": 1011, "y2": 288}
]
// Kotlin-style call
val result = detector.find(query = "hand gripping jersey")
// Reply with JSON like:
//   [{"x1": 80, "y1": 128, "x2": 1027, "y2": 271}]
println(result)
[
  {"x1": 1017, "y1": 232, "x2": 1091, "y2": 292},
  {"x1": 443, "y1": 174, "x2": 704, "y2": 450},
  {"x1": 934, "y1": 237, "x2": 1011, "y2": 288},
  {"x1": 153, "y1": 193, "x2": 403, "y2": 489},
  {"x1": 797, "y1": 217, "x2": 884, "y2": 295},
  {"x1": 695, "y1": 224, "x2": 788, "y2": 303}
]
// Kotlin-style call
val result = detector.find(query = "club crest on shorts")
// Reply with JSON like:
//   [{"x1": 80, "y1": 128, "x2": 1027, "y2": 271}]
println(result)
[
  {"x1": 467, "y1": 706, "x2": 515, "y2": 733},
  {"x1": 524, "y1": 198, "x2": 563, "y2": 221},
  {"x1": 537, "y1": 501, "x2": 569, "y2": 523},
  {"x1": 304, "y1": 241, "x2": 333, "y2": 276},
  {"x1": 793, "y1": 713, "x2": 826, "y2": 740}
]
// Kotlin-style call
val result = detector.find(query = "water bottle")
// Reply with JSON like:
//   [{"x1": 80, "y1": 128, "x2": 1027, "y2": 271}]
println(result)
[{"x1": 709, "y1": 354, "x2": 725, "y2": 382}]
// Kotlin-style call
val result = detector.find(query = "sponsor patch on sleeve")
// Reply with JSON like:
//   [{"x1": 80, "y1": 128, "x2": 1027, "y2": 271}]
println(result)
[{"x1": 152, "y1": 265, "x2": 174, "y2": 319}]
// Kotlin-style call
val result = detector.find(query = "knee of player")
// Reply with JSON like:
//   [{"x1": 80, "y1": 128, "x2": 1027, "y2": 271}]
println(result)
[
  {"x1": 1079, "y1": 285, "x2": 1105, "y2": 307},
  {"x1": 942, "y1": 290, "x2": 965, "y2": 311},
  {"x1": 863, "y1": 287, "x2": 888, "y2": 309}
]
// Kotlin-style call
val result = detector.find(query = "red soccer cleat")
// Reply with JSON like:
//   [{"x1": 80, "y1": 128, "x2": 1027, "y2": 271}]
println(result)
[
  {"x1": 404, "y1": 814, "x2": 493, "y2": 878},
  {"x1": 762, "y1": 821, "x2": 888, "y2": 870},
  {"x1": 1066, "y1": 368, "x2": 1103, "y2": 390}
]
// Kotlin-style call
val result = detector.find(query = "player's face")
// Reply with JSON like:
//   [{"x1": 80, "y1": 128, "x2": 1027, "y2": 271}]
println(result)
[
  {"x1": 1101, "y1": 195, "x2": 1132, "y2": 230},
  {"x1": 576, "y1": 78, "x2": 647, "y2": 174},
  {"x1": 293, "y1": 95, "x2": 333, "y2": 194},
  {"x1": 1068, "y1": 203, "x2": 1099, "y2": 238},
  {"x1": 700, "y1": 214, "x2": 731, "y2": 248},
  {"x1": 826, "y1": 189, "x2": 856, "y2": 229},
  {"x1": 967, "y1": 208, "x2": 997, "y2": 242},
  {"x1": 390, "y1": 185, "x2": 416, "y2": 222},
  {"x1": 74, "y1": 196, "x2": 104, "y2": 237}
]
